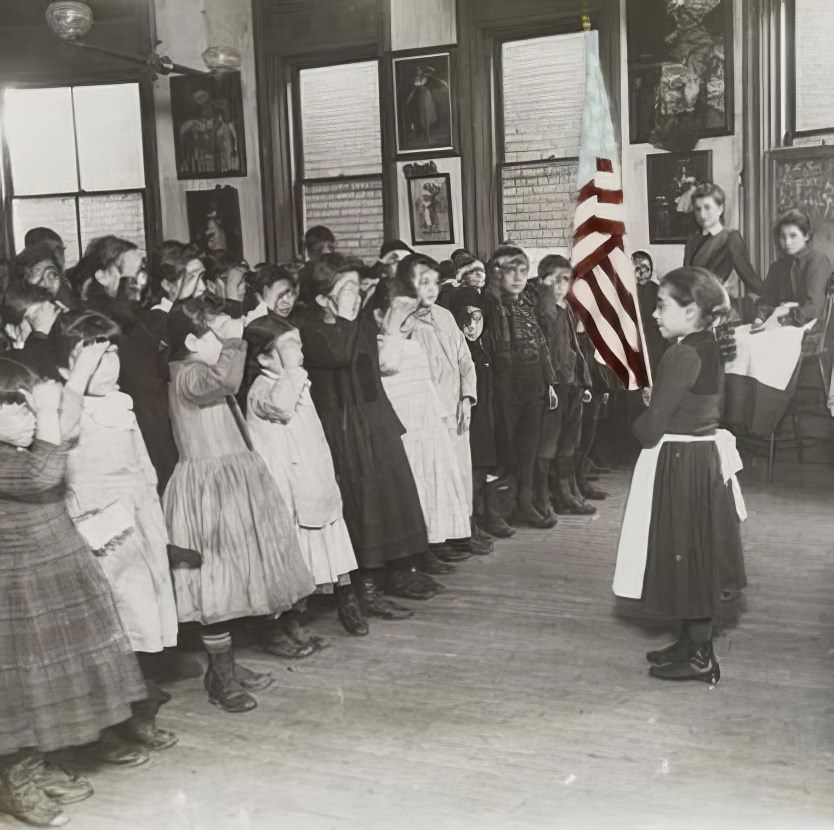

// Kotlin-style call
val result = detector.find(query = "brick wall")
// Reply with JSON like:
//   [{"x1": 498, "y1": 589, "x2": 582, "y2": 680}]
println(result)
[
  {"x1": 79, "y1": 193, "x2": 146, "y2": 252},
  {"x1": 501, "y1": 160, "x2": 578, "y2": 248},
  {"x1": 500, "y1": 32, "x2": 585, "y2": 249},
  {"x1": 304, "y1": 178, "x2": 384, "y2": 261}
]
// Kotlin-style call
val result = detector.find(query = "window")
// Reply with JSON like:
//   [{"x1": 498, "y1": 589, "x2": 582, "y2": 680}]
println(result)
[
  {"x1": 498, "y1": 32, "x2": 585, "y2": 249},
  {"x1": 788, "y1": 0, "x2": 834, "y2": 140},
  {"x1": 293, "y1": 60, "x2": 384, "y2": 260},
  {"x1": 2, "y1": 83, "x2": 147, "y2": 267}
]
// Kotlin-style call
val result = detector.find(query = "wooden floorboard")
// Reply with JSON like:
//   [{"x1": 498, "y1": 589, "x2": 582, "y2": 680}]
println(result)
[{"x1": 6, "y1": 469, "x2": 834, "y2": 829}]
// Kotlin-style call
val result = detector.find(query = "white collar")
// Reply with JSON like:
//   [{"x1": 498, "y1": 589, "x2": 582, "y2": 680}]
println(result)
[
  {"x1": 151, "y1": 297, "x2": 174, "y2": 313},
  {"x1": 245, "y1": 302, "x2": 268, "y2": 326},
  {"x1": 702, "y1": 224, "x2": 723, "y2": 238}
]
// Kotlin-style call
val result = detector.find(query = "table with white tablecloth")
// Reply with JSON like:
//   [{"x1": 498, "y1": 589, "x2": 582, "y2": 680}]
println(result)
[{"x1": 722, "y1": 322, "x2": 816, "y2": 437}]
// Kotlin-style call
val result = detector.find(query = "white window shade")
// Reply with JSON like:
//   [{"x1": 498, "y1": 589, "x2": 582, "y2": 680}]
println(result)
[
  {"x1": 501, "y1": 32, "x2": 586, "y2": 163},
  {"x1": 72, "y1": 84, "x2": 145, "y2": 191},
  {"x1": 300, "y1": 61, "x2": 382, "y2": 178},
  {"x1": 794, "y1": 0, "x2": 834, "y2": 132},
  {"x1": 4, "y1": 88, "x2": 79, "y2": 195}
]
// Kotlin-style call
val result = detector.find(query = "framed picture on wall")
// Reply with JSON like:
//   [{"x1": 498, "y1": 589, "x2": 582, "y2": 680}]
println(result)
[
  {"x1": 626, "y1": 0, "x2": 733, "y2": 149},
  {"x1": 646, "y1": 150, "x2": 712, "y2": 244},
  {"x1": 406, "y1": 170, "x2": 455, "y2": 245},
  {"x1": 769, "y1": 145, "x2": 834, "y2": 267},
  {"x1": 171, "y1": 71, "x2": 247, "y2": 180},
  {"x1": 392, "y1": 47, "x2": 456, "y2": 157},
  {"x1": 185, "y1": 186, "x2": 243, "y2": 258}
]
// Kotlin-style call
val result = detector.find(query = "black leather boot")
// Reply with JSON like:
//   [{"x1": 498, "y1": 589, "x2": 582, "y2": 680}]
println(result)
[{"x1": 649, "y1": 640, "x2": 720, "y2": 685}]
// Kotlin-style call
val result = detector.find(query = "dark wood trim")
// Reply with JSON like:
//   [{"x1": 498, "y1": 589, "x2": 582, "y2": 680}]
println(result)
[
  {"x1": 378, "y1": 0, "x2": 397, "y2": 242},
  {"x1": 252, "y1": 0, "x2": 276, "y2": 261},
  {"x1": 138, "y1": 75, "x2": 162, "y2": 257},
  {"x1": 0, "y1": 92, "x2": 12, "y2": 263}
]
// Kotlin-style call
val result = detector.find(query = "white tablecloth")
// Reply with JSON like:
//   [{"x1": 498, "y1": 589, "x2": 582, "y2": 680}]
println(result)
[{"x1": 724, "y1": 321, "x2": 815, "y2": 391}]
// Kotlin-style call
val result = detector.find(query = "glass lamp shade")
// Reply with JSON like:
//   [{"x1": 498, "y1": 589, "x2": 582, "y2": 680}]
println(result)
[
  {"x1": 45, "y1": 1, "x2": 94, "y2": 41},
  {"x1": 202, "y1": 46, "x2": 241, "y2": 72}
]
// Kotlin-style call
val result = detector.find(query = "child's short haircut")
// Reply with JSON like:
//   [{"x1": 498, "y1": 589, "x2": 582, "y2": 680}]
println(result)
[
  {"x1": 487, "y1": 245, "x2": 528, "y2": 273},
  {"x1": 23, "y1": 227, "x2": 62, "y2": 248},
  {"x1": 537, "y1": 254, "x2": 572, "y2": 278},
  {"x1": 253, "y1": 264, "x2": 298, "y2": 299},
  {"x1": 304, "y1": 225, "x2": 335, "y2": 257}
]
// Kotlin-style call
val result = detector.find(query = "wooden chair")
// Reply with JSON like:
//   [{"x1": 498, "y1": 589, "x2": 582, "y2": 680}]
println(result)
[{"x1": 765, "y1": 280, "x2": 834, "y2": 482}]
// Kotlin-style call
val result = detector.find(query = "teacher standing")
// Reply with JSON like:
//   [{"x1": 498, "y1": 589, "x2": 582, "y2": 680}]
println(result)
[{"x1": 683, "y1": 183, "x2": 764, "y2": 321}]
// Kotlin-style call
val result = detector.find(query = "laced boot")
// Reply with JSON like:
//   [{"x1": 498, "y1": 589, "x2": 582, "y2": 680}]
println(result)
[
  {"x1": 202, "y1": 634, "x2": 258, "y2": 713},
  {"x1": 649, "y1": 640, "x2": 721, "y2": 685}
]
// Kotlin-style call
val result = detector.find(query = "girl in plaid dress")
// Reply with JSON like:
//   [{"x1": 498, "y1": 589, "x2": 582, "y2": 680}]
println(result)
[{"x1": 0, "y1": 349, "x2": 147, "y2": 828}]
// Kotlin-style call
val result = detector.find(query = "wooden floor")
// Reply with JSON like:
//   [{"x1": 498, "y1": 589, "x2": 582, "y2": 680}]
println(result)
[{"x1": 9, "y1": 466, "x2": 834, "y2": 830}]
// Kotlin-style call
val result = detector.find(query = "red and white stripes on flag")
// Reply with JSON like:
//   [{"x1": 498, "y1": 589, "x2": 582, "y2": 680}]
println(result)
[{"x1": 568, "y1": 32, "x2": 651, "y2": 392}]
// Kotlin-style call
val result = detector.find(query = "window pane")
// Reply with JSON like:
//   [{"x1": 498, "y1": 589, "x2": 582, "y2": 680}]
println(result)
[
  {"x1": 4, "y1": 87, "x2": 79, "y2": 195},
  {"x1": 304, "y1": 178, "x2": 383, "y2": 260},
  {"x1": 12, "y1": 196, "x2": 81, "y2": 266},
  {"x1": 502, "y1": 32, "x2": 585, "y2": 163},
  {"x1": 78, "y1": 193, "x2": 145, "y2": 253},
  {"x1": 501, "y1": 159, "x2": 578, "y2": 248},
  {"x1": 73, "y1": 83, "x2": 145, "y2": 191},
  {"x1": 300, "y1": 61, "x2": 382, "y2": 178},
  {"x1": 794, "y1": 0, "x2": 834, "y2": 132}
]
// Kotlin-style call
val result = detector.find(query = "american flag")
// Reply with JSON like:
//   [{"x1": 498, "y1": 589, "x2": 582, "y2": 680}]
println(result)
[{"x1": 568, "y1": 31, "x2": 651, "y2": 391}]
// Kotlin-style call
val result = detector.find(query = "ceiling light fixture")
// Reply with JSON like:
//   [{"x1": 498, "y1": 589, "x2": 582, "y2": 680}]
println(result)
[{"x1": 45, "y1": 1, "x2": 241, "y2": 78}]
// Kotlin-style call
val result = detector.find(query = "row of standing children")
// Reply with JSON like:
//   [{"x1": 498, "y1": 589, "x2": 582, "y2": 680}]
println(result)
[{"x1": 0, "y1": 222, "x2": 614, "y2": 827}]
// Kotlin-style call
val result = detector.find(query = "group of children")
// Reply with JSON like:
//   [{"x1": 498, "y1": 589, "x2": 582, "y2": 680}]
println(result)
[
  {"x1": 0, "y1": 222, "x2": 618, "y2": 827},
  {"x1": 9, "y1": 185, "x2": 820, "y2": 823}
]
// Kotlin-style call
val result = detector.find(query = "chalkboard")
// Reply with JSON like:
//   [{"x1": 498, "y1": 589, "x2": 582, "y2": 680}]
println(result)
[{"x1": 771, "y1": 147, "x2": 834, "y2": 266}]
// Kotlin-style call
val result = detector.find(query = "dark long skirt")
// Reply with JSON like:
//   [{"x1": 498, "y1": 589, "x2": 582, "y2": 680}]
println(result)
[
  {"x1": 642, "y1": 442, "x2": 746, "y2": 621},
  {"x1": 324, "y1": 403, "x2": 428, "y2": 570}
]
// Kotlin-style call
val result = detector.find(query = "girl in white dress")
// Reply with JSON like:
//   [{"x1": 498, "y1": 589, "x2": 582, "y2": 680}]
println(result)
[
  {"x1": 373, "y1": 284, "x2": 471, "y2": 553},
  {"x1": 55, "y1": 310, "x2": 179, "y2": 752},
  {"x1": 241, "y1": 313, "x2": 365, "y2": 638}
]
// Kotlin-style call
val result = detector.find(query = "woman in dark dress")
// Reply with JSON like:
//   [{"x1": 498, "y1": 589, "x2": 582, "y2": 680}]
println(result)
[
  {"x1": 294, "y1": 253, "x2": 431, "y2": 619},
  {"x1": 683, "y1": 183, "x2": 764, "y2": 321},
  {"x1": 614, "y1": 267, "x2": 747, "y2": 684},
  {"x1": 755, "y1": 209, "x2": 832, "y2": 331}
]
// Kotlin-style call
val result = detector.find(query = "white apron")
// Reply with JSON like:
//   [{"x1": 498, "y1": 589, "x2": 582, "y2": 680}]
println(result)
[{"x1": 613, "y1": 429, "x2": 747, "y2": 599}]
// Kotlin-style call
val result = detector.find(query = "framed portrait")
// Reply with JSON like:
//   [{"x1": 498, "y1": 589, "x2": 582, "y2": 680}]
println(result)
[
  {"x1": 626, "y1": 0, "x2": 733, "y2": 148},
  {"x1": 185, "y1": 186, "x2": 243, "y2": 258},
  {"x1": 646, "y1": 150, "x2": 712, "y2": 244},
  {"x1": 407, "y1": 171, "x2": 455, "y2": 246},
  {"x1": 769, "y1": 146, "x2": 834, "y2": 266},
  {"x1": 171, "y1": 72, "x2": 247, "y2": 180},
  {"x1": 392, "y1": 47, "x2": 456, "y2": 157}
]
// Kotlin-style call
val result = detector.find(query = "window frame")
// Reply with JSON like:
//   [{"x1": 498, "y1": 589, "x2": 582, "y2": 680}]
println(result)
[
  {"x1": 493, "y1": 27, "x2": 584, "y2": 248},
  {"x1": 785, "y1": 0, "x2": 834, "y2": 141},
  {"x1": 288, "y1": 53, "x2": 385, "y2": 258},
  {"x1": 0, "y1": 76, "x2": 161, "y2": 265}
]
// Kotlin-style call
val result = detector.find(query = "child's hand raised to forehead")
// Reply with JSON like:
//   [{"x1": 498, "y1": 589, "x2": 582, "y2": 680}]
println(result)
[
  {"x1": 66, "y1": 341, "x2": 111, "y2": 395},
  {"x1": 207, "y1": 314, "x2": 244, "y2": 341}
]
